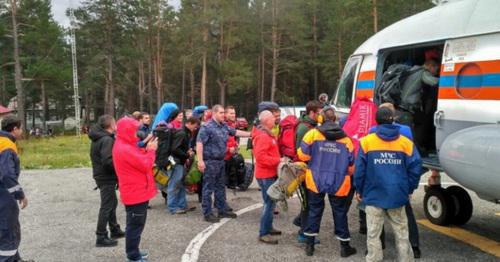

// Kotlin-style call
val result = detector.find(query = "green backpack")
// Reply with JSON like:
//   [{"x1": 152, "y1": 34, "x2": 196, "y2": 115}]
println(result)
[{"x1": 185, "y1": 155, "x2": 202, "y2": 185}]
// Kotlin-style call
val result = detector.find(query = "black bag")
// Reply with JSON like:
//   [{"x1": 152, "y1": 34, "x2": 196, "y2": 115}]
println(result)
[
  {"x1": 153, "y1": 126, "x2": 177, "y2": 169},
  {"x1": 225, "y1": 153, "x2": 254, "y2": 191},
  {"x1": 374, "y1": 64, "x2": 419, "y2": 106}
]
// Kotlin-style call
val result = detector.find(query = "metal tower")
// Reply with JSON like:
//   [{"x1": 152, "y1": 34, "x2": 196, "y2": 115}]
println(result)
[{"x1": 69, "y1": 5, "x2": 81, "y2": 136}]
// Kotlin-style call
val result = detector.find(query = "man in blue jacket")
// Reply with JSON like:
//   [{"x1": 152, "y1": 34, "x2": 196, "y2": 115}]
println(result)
[
  {"x1": 354, "y1": 107, "x2": 422, "y2": 262},
  {"x1": 364, "y1": 102, "x2": 421, "y2": 258},
  {"x1": 0, "y1": 115, "x2": 31, "y2": 262}
]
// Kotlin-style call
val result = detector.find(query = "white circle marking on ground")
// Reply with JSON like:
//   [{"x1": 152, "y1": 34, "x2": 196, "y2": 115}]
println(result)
[{"x1": 181, "y1": 203, "x2": 263, "y2": 262}]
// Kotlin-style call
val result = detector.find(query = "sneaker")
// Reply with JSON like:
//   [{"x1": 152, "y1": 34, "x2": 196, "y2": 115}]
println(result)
[
  {"x1": 269, "y1": 228, "x2": 282, "y2": 236},
  {"x1": 204, "y1": 214, "x2": 220, "y2": 223},
  {"x1": 412, "y1": 246, "x2": 421, "y2": 259},
  {"x1": 175, "y1": 209, "x2": 187, "y2": 214},
  {"x1": 186, "y1": 206, "x2": 196, "y2": 212},
  {"x1": 297, "y1": 233, "x2": 320, "y2": 244},
  {"x1": 259, "y1": 235, "x2": 278, "y2": 245},
  {"x1": 292, "y1": 216, "x2": 301, "y2": 227},
  {"x1": 140, "y1": 251, "x2": 149, "y2": 259},
  {"x1": 218, "y1": 211, "x2": 237, "y2": 218}
]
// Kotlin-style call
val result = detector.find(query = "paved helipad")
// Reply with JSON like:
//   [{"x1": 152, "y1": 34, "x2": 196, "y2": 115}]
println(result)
[{"x1": 17, "y1": 168, "x2": 500, "y2": 262}]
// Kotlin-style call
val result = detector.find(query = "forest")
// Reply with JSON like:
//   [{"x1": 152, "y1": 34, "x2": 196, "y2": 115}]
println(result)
[{"x1": 0, "y1": 0, "x2": 434, "y2": 128}]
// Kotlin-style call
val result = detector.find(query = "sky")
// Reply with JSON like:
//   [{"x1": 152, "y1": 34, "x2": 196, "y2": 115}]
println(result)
[{"x1": 50, "y1": 0, "x2": 181, "y2": 27}]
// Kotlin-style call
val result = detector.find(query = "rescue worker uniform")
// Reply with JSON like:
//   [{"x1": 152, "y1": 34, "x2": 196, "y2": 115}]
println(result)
[
  {"x1": 354, "y1": 124, "x2": 422, "y2": 262},
  {"x1": 197, "y1": 119, "x2": 236, "y2": 218},
  {"x1": 0, "y1": 131, "x2": 24, "y2": 262},
  {"x1": 297, "y1": 121, "x2": 357, "y2": 257}
]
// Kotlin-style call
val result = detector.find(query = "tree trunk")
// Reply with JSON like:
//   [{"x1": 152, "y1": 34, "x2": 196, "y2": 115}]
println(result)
[
  {"x1": 148, "y1": 56, "x2": 153, "y2": 113},
  {"x1": 270, "y1": 0, "x2": 280, "y2": 102},
  {"x1": 259, "y1": 2, "x2": 265, "y2": 102},
  {"x1": 105, "y1": 54, "x2": 115, "y2": 116},
  {"x1": 181, "y1": 59, "x2": 186, "y2": 109},
  {"x1": 190, "y1": 65, "x2": 195, "y2": 108},
  {"x1": 154, "y1": 5, "x2": 164, "y2": 110},
  {"x1": 138, "y1": 62, "x2": 145, "y2": 111},
  {"x1": 312, "y1": 11, "x2": 319, "y2": 99},
  {"x1": 200, "y1": 0, "x2": 208, "y2": 105},
  {"x1": 372, "y1": 0, "x2": 378, "y2": 33},
  {"x1": 1, "y1": 70, "x2": 5, "y2": 105},
  {"x1": 337, "y1": 32, "x2": 343, "y2": 79},
  {"x1": 41, "y1": 80, "x2": 47, "y2": 131},
  {"x1": 11, "y1": 0, "x2": 25, "y2": 130}
]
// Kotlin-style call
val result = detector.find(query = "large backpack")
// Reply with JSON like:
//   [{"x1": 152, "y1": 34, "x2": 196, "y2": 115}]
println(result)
[
  {"x1": 374, "y1": 64, "x2": 420, "y2": 106},
  {"x1": 153, "y1": 125, "x2": 177, "y2": 169},
  {"x1": 278, "y1": 115, "x2": 312, "y2": 160}
]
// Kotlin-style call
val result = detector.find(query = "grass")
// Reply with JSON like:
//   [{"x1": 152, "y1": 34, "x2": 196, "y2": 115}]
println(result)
[
  {"x1": 18, "y1": 136, "x2": 91, "y2": 169},
  {"x1": 16, "y1": 135, "x2": 253, "y2": 170}
]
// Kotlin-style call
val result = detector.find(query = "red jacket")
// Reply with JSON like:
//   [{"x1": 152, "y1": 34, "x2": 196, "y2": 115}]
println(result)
[
  {"x1": 225, "y1": 120, "x2": 238, "y2": 160},
  {"x1": 251, "y1": 126, "x2": 280, "y2": 179},
  {"x1": 113, "y1": 117, "x2": 157, "y2": 205}
]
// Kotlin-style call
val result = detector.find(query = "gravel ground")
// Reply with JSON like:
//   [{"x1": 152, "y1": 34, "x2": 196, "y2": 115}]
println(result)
[{"x1": 16, "y1": 169, "x2": 500, "y2": 262}]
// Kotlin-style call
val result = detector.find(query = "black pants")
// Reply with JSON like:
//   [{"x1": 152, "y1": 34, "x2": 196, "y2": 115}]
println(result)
[
  {"x1": 125, "y1": 201, "x2": 149, "y2": 261},
  {"x1": 96, "y1": 184, "x2": 119, "y2": 234}
]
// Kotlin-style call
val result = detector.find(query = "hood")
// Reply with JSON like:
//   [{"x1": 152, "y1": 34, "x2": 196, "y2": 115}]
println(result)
[
  {"x1": 317, "y1": 121, "x2": 346, "y2": 141},
  {"x1": 280, "y1": 115, "x2": 297, "y2": 129},
  {"x1": 88, "y1": 125, "x2": 112, "y2": 141},
  {"x1": 0, "y1": 130, "x2": 15, "y2": 142},
  {"x1": 152, "y1": 103, "x2": 178, "y2": 129},
  {"x1": 116, "y1": 117, "x2": 140, "y2": 144},
  {"x1": 299, "y1": 115, "x2": 318, "y2": 127},
  {"x1": 193, "y1": 105, "x2": 208, "y2": 118},
  {"x1": 375, "y1": 124, "x2": 401, "y2": 141}
]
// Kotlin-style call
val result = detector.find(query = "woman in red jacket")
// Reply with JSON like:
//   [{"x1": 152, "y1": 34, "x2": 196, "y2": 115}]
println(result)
[
  {"x1": 252, "y1": 110, "x2": 281, "y2": 245},
  {"x1": 112, "y1": 117, "x2": 157, "y2": 262}
]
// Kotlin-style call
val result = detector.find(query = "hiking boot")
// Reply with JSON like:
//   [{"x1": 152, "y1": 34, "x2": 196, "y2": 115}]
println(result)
[
  {"x1": 305, "y1": 242, "x2": 315, "y2": 256},
  {"x1": 340, "y1": 241, "x2": 357, "y2": 258},
  {"x1": 204, "y1": 214, "x2": 220, "y2": 223},
  {"x1": 110, "y1": 226, "x2": 125, "y2": 239},
  {"x1": 412, "y1": 246, "x2": 421, "y2": 259},
  {"x1": 259, "y1": 235, "x2": 278, "y2": 245},
  {"x1": 218, "y1": 211, "x2": 237, "y2": 218},
  {"x1": 96, "y1": 232, "x2": 118, "y2": 247},
  {"x1": 269, "y1": 228, "x2": 282, "y2": 236}
]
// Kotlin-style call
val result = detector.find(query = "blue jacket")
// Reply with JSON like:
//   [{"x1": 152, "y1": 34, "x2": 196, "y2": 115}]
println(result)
[
  {"x1": 368, "y1": 123, "x2": 413, "y2": 140},
  {"x1": 0, "y1": 131, "x2": 24, "y2": 200},
  {"x1": 354, "y1": 124, "x2": 422, "y2": 209},
  {"x1": 297, "y1": 122, "x2": 354, "y2": 196}
]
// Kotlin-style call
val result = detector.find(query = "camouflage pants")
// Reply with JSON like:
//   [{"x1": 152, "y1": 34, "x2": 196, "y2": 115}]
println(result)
[{"x1": 365, "y1": 206, "x2": 413, "y2": 262}]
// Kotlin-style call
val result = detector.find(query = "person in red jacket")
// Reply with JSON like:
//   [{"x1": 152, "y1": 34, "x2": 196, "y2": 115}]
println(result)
[
  {"x1": 252, "y1": 110, "x2": 282, "y2": 245},
  {"x1": 112, "y1": 117, "x2": 158, "y2": 262}
]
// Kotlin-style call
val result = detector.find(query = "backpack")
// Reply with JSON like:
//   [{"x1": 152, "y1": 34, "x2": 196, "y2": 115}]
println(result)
[
  {"x1": 153, "y1": 125, "x2": 177, "y2": 169},
  {"x1": 224, "y1": 153, "x2": 254, "y2": 191},
  {"x1": 342, "y1": 97, "x2": 377, "y2": 155},
  {"x1": 278, "y1": 115, "x2": 313, "y2": 160},
  {"x1": 374, "y1": 64, "x2": 420, "y2": 106}
]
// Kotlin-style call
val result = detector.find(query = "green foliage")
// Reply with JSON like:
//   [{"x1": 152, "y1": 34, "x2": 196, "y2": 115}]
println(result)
[{"x1": 1, "y1": 0, "x2": 435, "y2": 121}]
